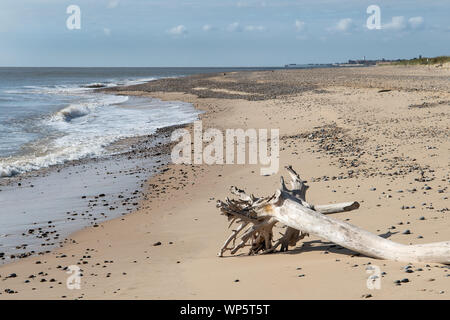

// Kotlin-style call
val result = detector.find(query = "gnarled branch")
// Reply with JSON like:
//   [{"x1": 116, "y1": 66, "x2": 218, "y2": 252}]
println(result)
[{"x1": 217, "y1": 166, "x2": 450, "y2": 264}]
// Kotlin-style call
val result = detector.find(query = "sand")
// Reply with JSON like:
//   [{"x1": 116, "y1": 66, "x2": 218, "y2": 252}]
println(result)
[{"x1": 0, "y1": 66, "x2": 448, "y2": 299}]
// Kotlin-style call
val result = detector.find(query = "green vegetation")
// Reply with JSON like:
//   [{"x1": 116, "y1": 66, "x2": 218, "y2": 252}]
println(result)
[{"x1": 391, "y1": 55, "x2": 450, "y2": 65}]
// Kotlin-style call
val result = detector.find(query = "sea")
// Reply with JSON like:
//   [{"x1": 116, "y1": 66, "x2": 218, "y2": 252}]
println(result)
[
  {"x1": 0, "y1": 67, "x2": 280, "y2": 178},
  {"x1": 0, "y1": 67, "x2": 282, "y2": 261}
]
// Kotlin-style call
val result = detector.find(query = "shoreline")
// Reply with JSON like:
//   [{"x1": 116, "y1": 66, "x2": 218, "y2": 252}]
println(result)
[
  {"x1": 0, "y1": 123, "x2": 186, "y2": 264},
  {"x1": 0, "y1": 65, "x2": 449, "y2": 299}
]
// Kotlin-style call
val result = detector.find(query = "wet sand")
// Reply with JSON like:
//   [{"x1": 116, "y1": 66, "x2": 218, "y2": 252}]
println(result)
[
  {"x1": 0, "y1": 65, "x2": 449, "y2": 299},
  {"x1": 0, "y1": 126, "x2": 180, "y2": 263}
]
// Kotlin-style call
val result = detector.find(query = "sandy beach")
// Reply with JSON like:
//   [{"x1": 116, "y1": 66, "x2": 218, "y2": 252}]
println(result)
[{"x1": 0, "y1": 65, "x2": 449, "y2": 299}]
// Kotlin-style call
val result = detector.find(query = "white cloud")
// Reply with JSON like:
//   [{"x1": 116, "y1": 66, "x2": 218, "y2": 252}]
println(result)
[
  {"x1": 107, "y1": 0, "x2": 120, "y2": 9},
  {"x1": 383, "y1": 16, "x2": 406, "y2": 31},
  {"x1": 244, "y1": 25, "x2": 265, "y2": 32},
  {"x1": 327, "y1": 18, "x2": 354, "y2": 33},
  {"x1": 227, "y1": 22, "x2": 243, "y2": 32},
  {"x1": 103, "y1": 28, "x2": 111, "y2": 36},
  {"x1": 237, "y1": 1, "x2": 268, "y2": 8},
  {"x1": 334, "y1": 18, "x2": 354, "y2": 32},
  {"x1": 408, "y1": 16, "x2": 424, "y2": 29},
  {"x1": 202, "y1": 24, "x2": 213, "y2": 31},
  {"x1": 167, "y1": 25, "x2": 187, "y2": 36},
  {"x1": 226, "y1": 22, "x2": 266, "y2": 32},
  {"x1": 294, "y1": 20, "x2": 305, "y2": 32},
  {"x1": 382, "y1": 16, "x2": 424, "y2": 32},
  {"x1": 202, "y1": 24, "x2": 219, "y2": 32}
]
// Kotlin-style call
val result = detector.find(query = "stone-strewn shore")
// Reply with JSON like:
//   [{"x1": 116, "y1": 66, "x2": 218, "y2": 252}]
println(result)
[{"x1": 1, "y1": 65, "x2": 448, "y2": 299}]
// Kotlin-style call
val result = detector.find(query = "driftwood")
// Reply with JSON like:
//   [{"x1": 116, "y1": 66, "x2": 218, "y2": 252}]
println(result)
[{"x1": 217, "y1": 166, "x2": 450, "y2": 264}]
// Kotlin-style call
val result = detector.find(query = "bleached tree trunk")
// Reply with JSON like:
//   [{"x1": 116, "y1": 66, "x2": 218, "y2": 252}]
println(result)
[
  {"x1": 217, "y1": 166, "x2": 450, "y2": 264},
  {"x1": 268, "y1": 194, "x2": 450, "y2": 263}
]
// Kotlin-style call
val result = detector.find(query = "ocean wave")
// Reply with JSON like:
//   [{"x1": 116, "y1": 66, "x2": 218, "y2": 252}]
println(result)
[
  {"x1": 0, "y1": 141, "x2": 107, "y2": 178},
  {"x1": 121, "y1": 77, "x2": 157, "y2": 86},
  {"x1": 0, "y1": 165, "x2": 21, "y2": 177},
  {"x1": 4, "y1": 78, "x2": 156, "y2": 96},
  {"x1": 52, "y1": 95, "x2": 129, "y2": 122},
  {"x1": 55, "y1": 104, "x2": 91, "y2": 121},
  {"x1": 23, "y1": 85, "x2": 89, "y2": 95},
  {"x1": 81, "y1": 83, "x2": 108, "y2": 89},
  {"x1": 0, "y1": 94, "x2": 199, "y2": 178}
]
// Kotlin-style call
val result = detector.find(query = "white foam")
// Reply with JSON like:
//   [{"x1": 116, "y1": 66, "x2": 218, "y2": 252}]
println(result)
[
  {"x1": 52, "y1": 95, "x2": 129, "y2": 122},
  {"x1": 3, "y1": 77, "x2": 156, "y2": 96},
  {"x1": 55, "y1": 104, "x2": 91, "y2": 121},
  {"x1": 121, "y1": 77, "x2": 157, "y2": 86},
  {"x1": 0, "y1": 165, "x2": 21, "y2": 177}
]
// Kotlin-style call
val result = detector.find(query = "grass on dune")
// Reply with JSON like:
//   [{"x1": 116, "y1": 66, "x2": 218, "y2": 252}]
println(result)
[{"x1": 391, "y1": 56, "x2": 450, "y2": 65}]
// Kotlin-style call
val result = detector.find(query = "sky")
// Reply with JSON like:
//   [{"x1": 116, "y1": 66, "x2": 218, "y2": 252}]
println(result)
[{"x1": 0, "y1": 0, "x2": 449, "y2": 67}]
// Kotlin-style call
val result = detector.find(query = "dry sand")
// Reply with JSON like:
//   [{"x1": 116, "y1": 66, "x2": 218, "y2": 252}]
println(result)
[{"x1": 0, "y1": 66, "x2": 449, "y2": 299}]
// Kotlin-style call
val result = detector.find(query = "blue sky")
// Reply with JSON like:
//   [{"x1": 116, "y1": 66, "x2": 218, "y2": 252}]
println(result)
[{"x1": 0, "y1": 0, "x2": 449, "y2": 67}]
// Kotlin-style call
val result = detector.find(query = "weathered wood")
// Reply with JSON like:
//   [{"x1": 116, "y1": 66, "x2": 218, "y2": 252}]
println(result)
[
  {"x1": 219, "y1": 221, "x2": 248, "y2": 257},
  {"x1": 313, "y1": 201, "x2": 360, "y2": 214},
  {"x1": 217, "y1": 166, "x2": 450, "y2": 264},
  {"x1": 264, "y1": 192, "x2": 450, "y2": 263}
]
